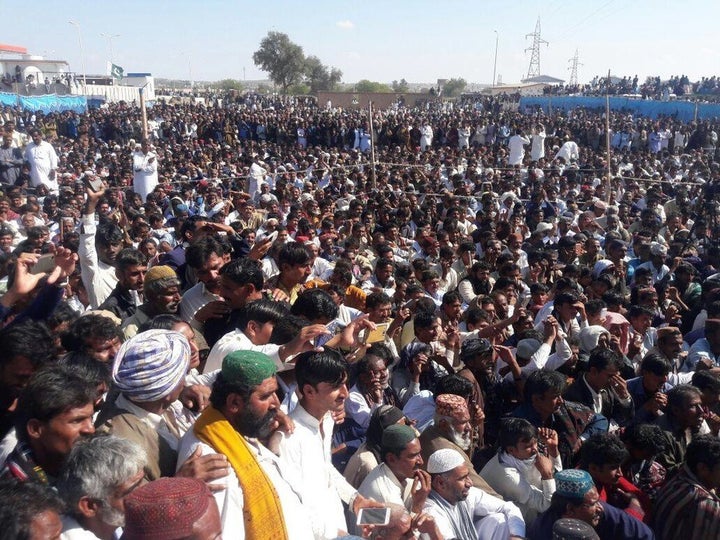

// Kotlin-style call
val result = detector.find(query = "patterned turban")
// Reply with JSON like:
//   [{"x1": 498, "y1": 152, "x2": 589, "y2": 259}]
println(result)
[
  {"x1": 555, "y1": 469, "x2": 595, "y2": 500},
  {"x1": 112, "y1": 329, "x2": 190, "y2": 402},
  {"x1": 122, "y1": 477, "x2": 213, "y2": 540},
  {"x1": 435, "y1": 394, "x2": 469, "y2": 420}
]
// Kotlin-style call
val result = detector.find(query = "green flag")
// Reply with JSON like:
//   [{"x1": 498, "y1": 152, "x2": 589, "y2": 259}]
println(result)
[{"x1": 111, "y1": 63, "x2": 124, "y2": 80}]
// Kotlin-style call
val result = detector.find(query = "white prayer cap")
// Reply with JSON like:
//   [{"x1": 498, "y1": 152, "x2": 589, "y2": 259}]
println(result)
[{"x1": 427, "y1": 448, "x2": 465, "y2": 474}]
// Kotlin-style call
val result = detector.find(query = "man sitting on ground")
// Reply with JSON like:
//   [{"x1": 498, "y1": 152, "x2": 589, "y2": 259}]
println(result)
[
  {"x1": 481, "y1": 418, "x2": 561, "y2": 525},
  {"x1": 423, "y1": 448, "x2": 526, "y2": 540}
]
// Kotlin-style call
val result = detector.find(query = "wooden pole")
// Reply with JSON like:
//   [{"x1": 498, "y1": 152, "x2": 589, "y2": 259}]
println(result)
[
  {"x1": 368, "y1": 100, "x2": 377, "y2": 189},
  {"x1": 140, "y1": 87, "x2": 148, "y2": 140},
  {"x1": 605, "y1": 70, "x2": 612, "y2": 204}
]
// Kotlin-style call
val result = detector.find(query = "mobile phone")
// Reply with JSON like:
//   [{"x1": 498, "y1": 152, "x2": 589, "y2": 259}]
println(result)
[
  {"x1": 314, "y1": 320, "x2": 345, "y2": 348},
  {"x1": 356, "y1": 507, "x2": 391, "y2": 526},
  {"x1": 364, "y1": 323, "x2": 389, "y2": 344},
  {"x1": 83, "y1": 175, "x2": 104, "y2": 192},
  {"x1": 31, "y1": 253, "x2": 55, "y2": 275}
]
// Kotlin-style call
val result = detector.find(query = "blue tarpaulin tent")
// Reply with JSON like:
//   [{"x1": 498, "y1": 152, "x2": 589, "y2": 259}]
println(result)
[
  {"x1": 519, "y1": 96, "x2": 720, "y2": 122},
  {"x1": 0, "y1": 92, "x2": 87, "y2": 113}
]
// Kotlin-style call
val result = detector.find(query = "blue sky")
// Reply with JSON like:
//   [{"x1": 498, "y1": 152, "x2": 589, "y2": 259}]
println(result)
[{"x1": 3, "y1": 0, "x2": 718, "y2": 85}]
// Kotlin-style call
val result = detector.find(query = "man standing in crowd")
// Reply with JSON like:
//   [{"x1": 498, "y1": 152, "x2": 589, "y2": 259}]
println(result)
[
  {"x1": 0, "y1": 131, "x2": 24, "y2": 185},
  {"x1": 24, "y1": 128, "x2": 58, "y2": 192},
  {"x1": 132, "y1": 139, "x2": 159, "y2": 202},
  {"x1": 79, "y1": 185, "x2": 123, "y2": 308},
  {"x1": 98, "y1": 248, "x2": 147, "y2": 321},
  {"x1": 121, "y1": 266, "x2": 182, "y2": 338}
]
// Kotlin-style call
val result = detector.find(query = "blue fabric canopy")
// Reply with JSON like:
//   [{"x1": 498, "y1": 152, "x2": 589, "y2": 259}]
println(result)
[
  {"x1": 0, "y1": 92, "x2": 87, "y2": 114},
  {"x1": 519, "y1": 95, "x2": 720, "y2": 122}
]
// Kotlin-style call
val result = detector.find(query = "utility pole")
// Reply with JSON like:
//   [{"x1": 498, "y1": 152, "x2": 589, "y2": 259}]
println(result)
[
  {"x1": 524, "y1": 17, "x2": 548, "y2": 80},
  {"x1": 100, "y1": 33, "x2": 120, "y2": 64},
  {"x1": 492, "y1": 30, "x2": 499, "y2": 88},
  {"x1": 568, "y1": 49, "x2": 582, "y2": 86},
  {"x1": 68, "y1": 20, "x2": 87, "y2": 88}
]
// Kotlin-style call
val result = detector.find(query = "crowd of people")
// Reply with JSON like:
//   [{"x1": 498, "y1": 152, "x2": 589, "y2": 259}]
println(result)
[
  {"x1": 541, "y1": 73, "x2": 720, "y2": 103},
  {"x1": 0, "y1": 88, "x2": 719, "y2": 540}
]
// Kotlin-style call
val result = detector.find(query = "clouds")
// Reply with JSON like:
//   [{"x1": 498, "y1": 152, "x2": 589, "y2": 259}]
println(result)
[{"x1": 336, "y1": 20, "x2": 354, "y2": 30}]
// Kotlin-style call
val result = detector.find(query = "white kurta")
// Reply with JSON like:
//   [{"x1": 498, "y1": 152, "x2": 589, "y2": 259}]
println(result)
[
  {"x1": 423, "y1": 487, "x2": 526, "y2": 540},
  {"x1": 480, "y1": 451, "x2": 561, "y2": 525},
  {"x1": 273, "y1": 404, "x2": 357, "y2": 539},
  {"x1": 531, "y1": 131, "x2": 546, "y2": 161},
  {"x1": 508, "y1": 134, "x2": 530, "y2": 166},
  {"x1": 178, "y1": 281, "x2": 223, "y2": 332},
  {"x1": 420, "y1": 125, "x2": 433, "y2": 151},
  {"x1": 132, "y1": 150, "x2": 158, "y2": 202},
  {"x1": 24, "y1": 140, "x2": 58, "y2": 191},
  {"x1": 555, "y1": 141, "x2": 580, "y2": 162},
  {"x1": 176, "y1": 431, "x2": 315, "y2": 540},
  {"x1": 358, "y1": 462, "x2": 413, "y2": 509},
  {"x1": 78, "y1": 213, "x2": 119, "y2": 308},
  {"x1": 203, "y1": 329, "x2": 282, "y2": 374}
]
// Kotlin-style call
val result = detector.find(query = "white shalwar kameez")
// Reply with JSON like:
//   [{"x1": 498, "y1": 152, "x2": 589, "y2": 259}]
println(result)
[
  {"x1": 424, "y1": 486, "x2": 525, "y2": 540},
  {"x1": 25, "y1": 140, "x2": 58, "y2": 192},
  {"x1": 132, "y1": 150, "x2": 158, "y2": 202}
]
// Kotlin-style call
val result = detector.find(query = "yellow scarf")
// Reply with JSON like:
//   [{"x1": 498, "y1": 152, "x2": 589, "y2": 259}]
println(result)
[{"x1": 193, "y1": 405, "x2": 289, "y2": 540}]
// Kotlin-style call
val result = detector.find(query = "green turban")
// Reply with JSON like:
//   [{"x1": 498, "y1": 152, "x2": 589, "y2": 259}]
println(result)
[{"x1": 222, "y1": 350, "x2": 277, "y2": 387}]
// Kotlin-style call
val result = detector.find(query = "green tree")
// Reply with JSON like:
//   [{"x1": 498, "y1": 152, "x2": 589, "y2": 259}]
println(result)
[
  {"x1": 216, "y1": 79, "x2": 244, "y2": 91},
  {"x1": 442, "y1": 78, "x2": 467, "y2": 97},
  {"x1": 288, "y1": 82, "x2": 311, "y2": 95},
  {"x1": 253, "y1": 31, "x2": 306, "y2": 93},
  {"x1": 304, "y1": 55, "x2": 342, "y2": 93},
  {"x1": 392, "y1": 78, "x2": 409, "y2": 92},
  {"x1": 355, "y1": 80, "x2": 392, "y2": 93}
]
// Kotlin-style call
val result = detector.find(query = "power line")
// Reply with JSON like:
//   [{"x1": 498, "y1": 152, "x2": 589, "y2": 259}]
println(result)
[
  {"x1": 525, "y1": 18, "x2": 549, "y2": 80},
  {"x1": 568, "y1": 49, "x2": 583, "y2": 86}
]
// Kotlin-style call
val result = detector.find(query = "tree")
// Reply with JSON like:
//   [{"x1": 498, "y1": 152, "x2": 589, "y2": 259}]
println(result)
[
  {"x1": 304, "y1": 55, "x2": 343, "y2": 93},
  {"x1": 355, "y1": 80, "x2": 392, "y2": 93},
  {"x1": 288, "y1": 82, "x2": 311, "y2": 95},
  {"x1": 216, "y1": 79, "x2": 244, "y2": 91},
  {"x1": 392, "y1": 78, "x2": 409, "y2": 93},
  {"x1": 253, "y1": 31, "x2": 306, "y2": 93},
  {"x1": 442, "y1": 78, "x2": 467, "y2": 98}
]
